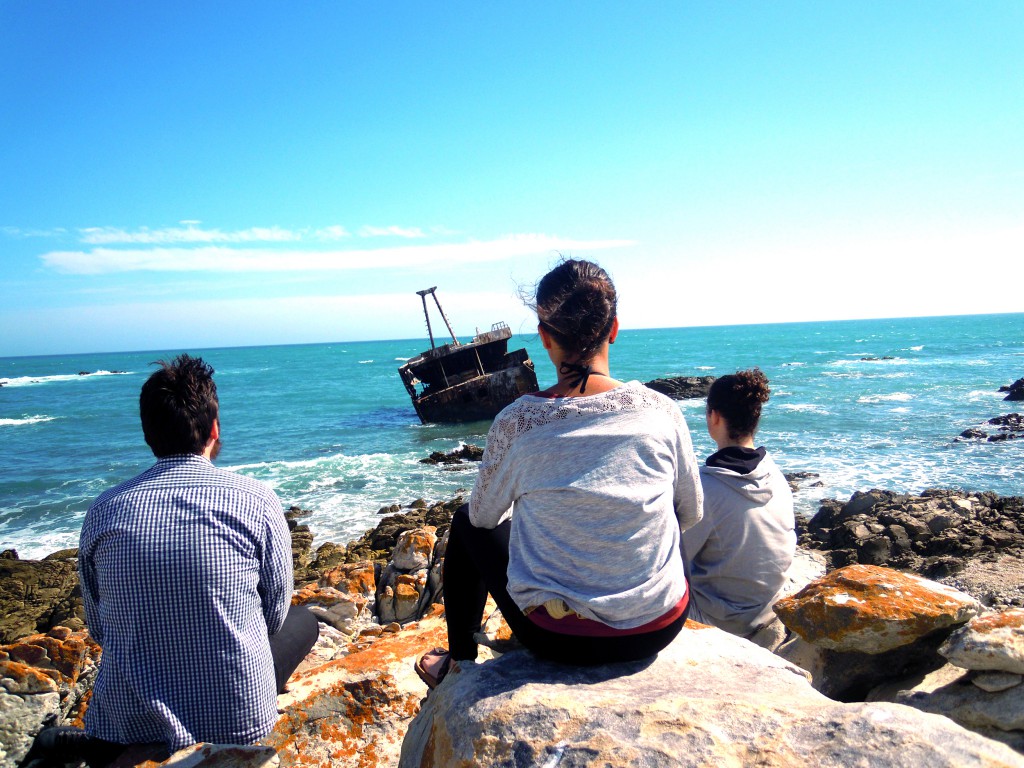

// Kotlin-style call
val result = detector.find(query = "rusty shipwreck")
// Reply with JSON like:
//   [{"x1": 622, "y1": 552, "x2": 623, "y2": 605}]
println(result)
[{"x1": 398, "y1": 287, "x2": 538, "y2": 424}]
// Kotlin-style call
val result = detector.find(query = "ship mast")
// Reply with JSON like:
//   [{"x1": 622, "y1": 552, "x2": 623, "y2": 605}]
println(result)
[{"x1": 416, "y1": 287, "x2": 460, "y2": 349}]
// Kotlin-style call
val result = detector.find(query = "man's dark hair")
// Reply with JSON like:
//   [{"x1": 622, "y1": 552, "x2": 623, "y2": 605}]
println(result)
[{"x1": 140, "y1": 354, "x2": 219, "y2": 457}]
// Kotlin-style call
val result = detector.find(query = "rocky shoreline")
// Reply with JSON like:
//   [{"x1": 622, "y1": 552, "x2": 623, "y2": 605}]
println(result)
[{"x1": 5, "y1": 481, "x2": 1024, "y2": 766}]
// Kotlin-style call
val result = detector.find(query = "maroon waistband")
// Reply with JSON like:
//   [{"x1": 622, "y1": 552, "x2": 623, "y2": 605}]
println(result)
[{"x1": 525, "y1": 592, "x2": 689, "y2": 638}]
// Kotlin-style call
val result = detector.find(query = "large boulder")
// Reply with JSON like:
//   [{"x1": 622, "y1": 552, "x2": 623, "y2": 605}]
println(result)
[
  {"x1": 0, "y1": 628, "x2": 101, "y2": 767},
  {"x1": 0, "y1": 558, "x2": 83, "y2": 644},
  {"x1": 774, "y1": 564, "x2": 980, "y2": 653},
  {"x1": 399, "y1": 624, "x2": 1024, "y2": 767},
  {"x1": 941, "y1": 609, "x2": 1024, "y2": 675}
]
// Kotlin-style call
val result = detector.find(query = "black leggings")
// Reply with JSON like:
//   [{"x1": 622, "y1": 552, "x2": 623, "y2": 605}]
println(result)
[
  {"x1": 270, "y1": 604, "x2": 320, "y2": 693},
  {"x1": 443, "y1": 505, "x2": 687, "y2": 666}
]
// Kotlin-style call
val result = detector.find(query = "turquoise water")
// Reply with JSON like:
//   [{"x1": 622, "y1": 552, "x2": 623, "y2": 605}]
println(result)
[{"x1": 2, "y1": 314, "x2": 1022, "y2": 559}]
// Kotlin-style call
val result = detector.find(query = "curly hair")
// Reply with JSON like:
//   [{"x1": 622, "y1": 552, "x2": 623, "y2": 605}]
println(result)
[
  {"x1": 707, "y1": 368, "x2": 771, "y2": 440},
  {"x1": 526, "y1": 258, "x2": 617, "y2": 364},
  {"x1": 139, "y1": 354, "x2": 219, "y2": 457}
]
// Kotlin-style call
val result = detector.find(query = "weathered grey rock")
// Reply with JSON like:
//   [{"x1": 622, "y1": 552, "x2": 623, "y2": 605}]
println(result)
[
  {"x1": 400, "y1": 625, "x2": 1024, "y2": 767},
  {"x1": 776, "y1": 628, "x2": 951, "y2": 701},
  {"x1": 0, "y1": 689, "x2": 61, "y2": 767},
  {"x1": 974, "y1": 672, "x2": 1023, "y2": 693},
  {"x1": 869, "y1": 661, "x2": 1024, "y2": 737},
  {"x1": 390, "y1": 528, "x2": 436, "y2": 572},
  {"x1": 941, "y1": 609, "x2": 1024, "y2": 674},
  {"x1": 774, "y1": 564, "x2": 980, "y2": 653}
]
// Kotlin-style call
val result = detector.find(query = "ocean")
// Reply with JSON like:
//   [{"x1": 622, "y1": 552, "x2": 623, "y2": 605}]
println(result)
[{"x1": 2, "y1": 313, "x2": 1022, "y2": 560}]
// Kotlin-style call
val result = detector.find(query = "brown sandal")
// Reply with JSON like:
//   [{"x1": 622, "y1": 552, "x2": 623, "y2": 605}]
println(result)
[{"x1": 415, "y1": 647, "x2": 452, "y2": 689}]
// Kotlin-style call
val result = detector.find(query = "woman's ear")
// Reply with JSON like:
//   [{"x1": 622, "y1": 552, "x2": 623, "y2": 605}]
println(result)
[
  {"x1": 608, "y1": 316, "x2": 619, "y2": 344},
  {"x1": 538, "y1": 323, "x2": 553, "y2": 350}
]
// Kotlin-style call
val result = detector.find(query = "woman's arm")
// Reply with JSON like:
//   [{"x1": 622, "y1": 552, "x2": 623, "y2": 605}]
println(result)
[
  {"x1": 671, "y1": 407, "x2": 704, "y2": 532},
  {"x1": 468, "y1": 409, "x2": 518, "y2": 529}
]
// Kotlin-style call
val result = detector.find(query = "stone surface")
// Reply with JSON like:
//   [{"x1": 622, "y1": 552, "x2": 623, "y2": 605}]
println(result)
[
  {"x1": 258, "y1": 604, "x2": 449, "y2": 768},
  {"x1": 941, "y1": 609, "x2": 1024, "y2": 674},
  {"x1": 974, "y1": 672, "x2": 1023, "y2": 693},
  {"x1": 1001, "y1": 379, "x2": 1024, "y2": 402},
  {"x1": 798, "y1": 490, "x2": 1024, "y2": 604},
  {"x1": 390, "y1": 528, "x2": 437, "y2": 573},
  {"x1": 0, "y1": 559, "x2": 83, "y2": 643},
  {"x1": 774, "y1": 564, "x2": 981, "y2": 653},
  {"x1": 869, "y1": 661, "x2": 1024, "y2": 739},
  {"x1": 0, "y1": 628, "x2": 100, "y2": 767},
  {"x1": 776, "y1": 627, "x2": 951, "y2": 701},
  {"x1": 642, "y1": 375, "x2": 715, "y2": 400},
  {"x1": 400, "y1": 623, "x2": 1024, "y2": 767}
]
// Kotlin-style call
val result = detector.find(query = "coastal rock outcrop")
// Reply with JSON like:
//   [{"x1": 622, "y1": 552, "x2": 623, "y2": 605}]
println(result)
[
  {"x1": 958, "y1": 414, "x2": 1024, "y2": 442},
  {"x1": 866, "y1": 608, "x2": 1024, "y2": 751},
  {"x1": 799, "y1": 489, "x2": 1024, "y2": 606},
  {"x1": 418, "y1": 444, "x2": 483, "y2": 465},
  {"x1": 773, "y1": 564, "x2": 980, "y2": 700},
  {"x1": 399, "y1": 623, "x2": 1024, "y2": 767},
  {"x1": 1001, "y1": 378, "x2": 1024, "y2": 402},
  {"x1": 0, "y1": 557, "x2": 83, "y2": 644},
  {"x1": 0, "y1": 628, "x2": 100, "y2": 766},
  {"x1": 643, "y1": 375, "x2": 715, "y2": 400}
]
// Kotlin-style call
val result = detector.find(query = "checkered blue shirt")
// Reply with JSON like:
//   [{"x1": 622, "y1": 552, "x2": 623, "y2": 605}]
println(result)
[{"x1": 79, "y1": 454, "x2": 293, "y2": 750}]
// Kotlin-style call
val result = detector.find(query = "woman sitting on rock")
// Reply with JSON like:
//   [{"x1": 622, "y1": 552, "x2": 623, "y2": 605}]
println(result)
[
  {"x1": 681, "y1": 368, "x2": 796, "y2": 645},
  {"x1": 416, "y1": 258, "x2": 704, "y2": 687}
]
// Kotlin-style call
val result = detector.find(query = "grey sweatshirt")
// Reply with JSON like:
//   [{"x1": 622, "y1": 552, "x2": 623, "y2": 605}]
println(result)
[
  {"x1": 681, "y1": 448, "x2": 796, "y2": 636},
  {"x1": 469, "y1": 381, "x2": 704, "y2": 629}
]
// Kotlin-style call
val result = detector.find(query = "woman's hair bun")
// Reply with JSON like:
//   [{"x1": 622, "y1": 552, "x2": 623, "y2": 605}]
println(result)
[{"x1": 736, "y1": 368, "x2": 770, "y2": 404}]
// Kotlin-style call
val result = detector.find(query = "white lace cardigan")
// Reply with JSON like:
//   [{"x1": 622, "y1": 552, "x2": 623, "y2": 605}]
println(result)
[{"x1": 468, "y1": 381, "x2": 704, "y2": 629}]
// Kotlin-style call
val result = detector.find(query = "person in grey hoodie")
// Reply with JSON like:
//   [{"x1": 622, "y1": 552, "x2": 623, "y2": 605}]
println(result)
[{"x1": 681, "y1": 368, "x2": 796, "y2": 640}]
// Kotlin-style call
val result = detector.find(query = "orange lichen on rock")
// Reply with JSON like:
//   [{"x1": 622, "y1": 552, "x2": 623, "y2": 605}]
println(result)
[
  {"x1": 318, "y1": 562, "x2": 377, "y2": 597},
  {"x1": 964, "y1": 607, "x2": 1024, "y2": 634},
  {"x1": 773, "y1": 564, "x2": 980, "y2": 653}
]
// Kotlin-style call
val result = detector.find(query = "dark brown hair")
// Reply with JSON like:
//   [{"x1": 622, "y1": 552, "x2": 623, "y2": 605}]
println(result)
[
  {"x1": 529, "y1": 258, "x2": 617, "y2": 363},
  {"x1": 140, "y1": 354, "x2": 219, "y2": 457},
  {"x1": 707, "y1": 368, "x2": 770, "y2": 440}
]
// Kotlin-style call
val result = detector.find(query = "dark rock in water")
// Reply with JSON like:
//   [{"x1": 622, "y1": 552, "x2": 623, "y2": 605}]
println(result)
[
  {"x1": 291, "y1": 524, "x2": 315, "y2": 585},
  {"x1": 1000, "y1": 377, "x2": 1024, "y2": 401},
  {"x1": 784, "y1": 472, "x2": 821, "y2": 493},
  {"x1": 1, "y1": 549, "x2": 18, "y2": 559},
  {"x1": 643, "y1": 376, "x2": 715, "y2": 400},
  {"x1": 42, "y1": 548, "x2": 78, "y2": 561},
  {"x1": 860, "y1": 356, "x2": 895, "y2": 361},
  {"x1": 956, "y1": 413, "x2": 1024, "y2": 442},
  {"x1": 419, "y1": 444, "x2": 484, "y2": 465}
]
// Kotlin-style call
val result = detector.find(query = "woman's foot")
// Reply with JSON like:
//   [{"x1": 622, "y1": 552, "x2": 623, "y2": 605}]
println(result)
[{"x1": 415, "y1": 647, "x2": 453, "y2": 689}]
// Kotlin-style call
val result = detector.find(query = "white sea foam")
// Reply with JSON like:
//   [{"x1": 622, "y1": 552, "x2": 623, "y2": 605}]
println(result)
[
  {"x1": 909, "y1": 345, "x2": 924, "y2": 351},
  {"x1": 967, "y1": 389, "x2": 1003, "y2": 402},
  {"x1": 0, "y1": 370, "x2": 132, "y2": 387},
  {"x1": 857, "y1": 393, "x2": 914, "y2": 404},
  {"x1": 695, "y1": 366, "x2": 714, "y2": 371},
  {"x1": 358, "y1": 360, "x2": 374, "y2": 364},
  {"x1": 0, "y1": 415, "x2": 57, "y2": 426},
  {"x1": 891, "y1": 407, "x2": 911, "y2": 414},
  {"x1": 394, "y1": 357, "x2": 408, "y2": 361},
  {"x1": 783, "y1": 362, "x2": 806, "y2": 367},
  {"x1": 778, "y1": 403, "x2": 829, "y2": 414}
]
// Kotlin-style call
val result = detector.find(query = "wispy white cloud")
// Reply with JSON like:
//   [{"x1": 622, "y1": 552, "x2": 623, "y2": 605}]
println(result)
[
  {"x1": 78, "y1": 223, "x2": 310, "y2": 245},
  {"x1": 3, "y1": 226, "x2": 67, "y2": 238},
  {"x1": 358, "y1": 225, "x2": 427, "y2": 238},
  {"x1": 41, "y1": 234, "x2": 635, "y2": 275}
]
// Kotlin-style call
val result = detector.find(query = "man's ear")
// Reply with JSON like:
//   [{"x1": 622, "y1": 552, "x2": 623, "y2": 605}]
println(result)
[{"x1": 209, "y1": 418, "x2": 220, "y2": 443}]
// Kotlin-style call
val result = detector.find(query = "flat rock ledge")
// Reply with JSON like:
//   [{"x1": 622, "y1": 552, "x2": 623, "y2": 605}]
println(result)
[{"x1": 399, "y1": 624, "x2": 1024, "y2": 768}]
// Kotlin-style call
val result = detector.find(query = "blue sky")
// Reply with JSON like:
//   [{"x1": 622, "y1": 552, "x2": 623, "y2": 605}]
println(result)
[{"x1": 2, "y1": 2, "x2": 1021, "y2": 356}]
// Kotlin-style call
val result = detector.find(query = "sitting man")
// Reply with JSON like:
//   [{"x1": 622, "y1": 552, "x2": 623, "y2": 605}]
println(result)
[{"x1": 77, "y1": 354, "x2": 318, "y2": 757}]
